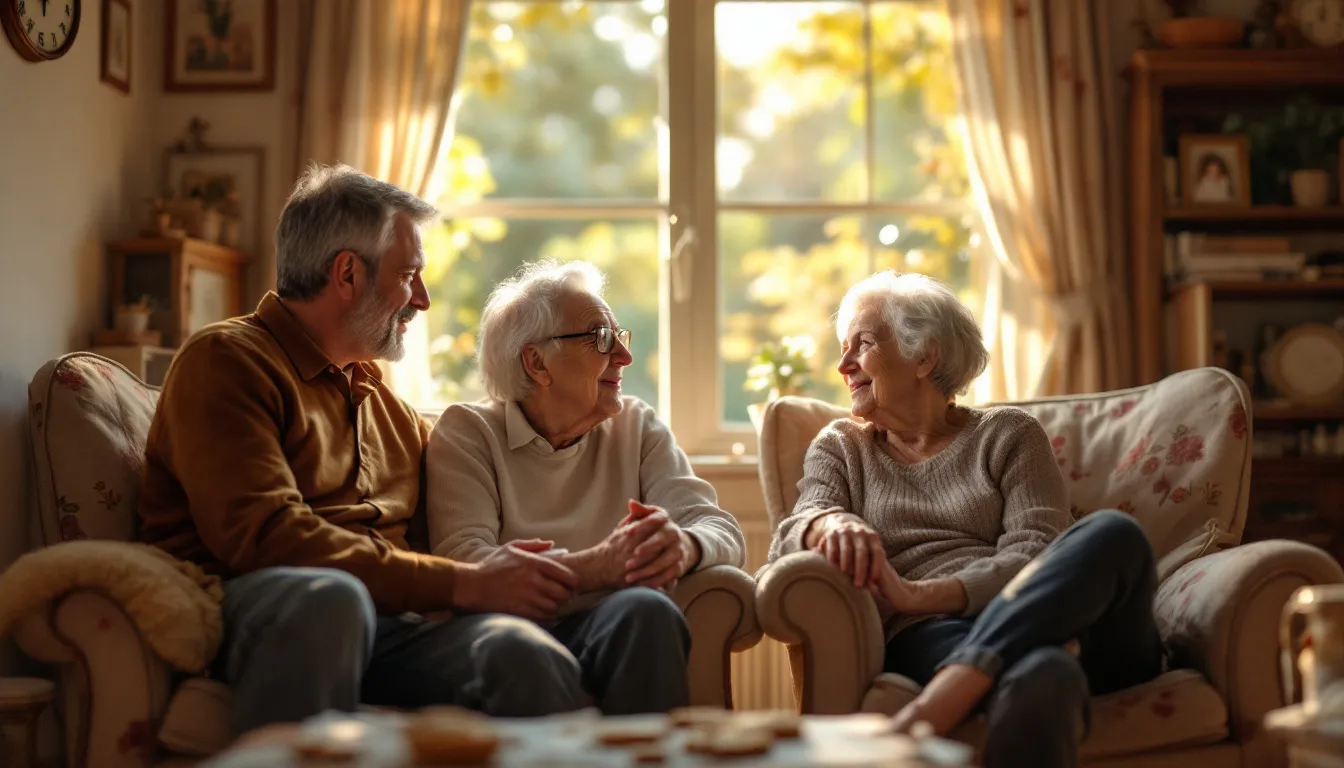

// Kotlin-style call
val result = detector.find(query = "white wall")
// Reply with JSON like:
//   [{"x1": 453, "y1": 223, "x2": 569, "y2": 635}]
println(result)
[{"x1": 0, "y1": 0, "x2": 159, "y2": 675}]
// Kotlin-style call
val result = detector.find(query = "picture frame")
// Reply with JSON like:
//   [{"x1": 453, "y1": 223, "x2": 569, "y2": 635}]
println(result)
[
  {"x1": 164, "y1": 0, "x2": 276, "y2": 93},
  {"x1": 100, "y1": 0, "x2": 131, "y2": 94},
  {"x1": 163, "y1": 146, "x2": 266, "y2": 255},
  {"x1": 1179, "y1": 134, "x2": 1252, "y2": 208}
]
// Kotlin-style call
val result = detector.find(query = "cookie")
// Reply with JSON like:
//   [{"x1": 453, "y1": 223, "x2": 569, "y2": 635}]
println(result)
[
  {"x1": 669, "y1": 706, "x2": 730, "y2": 728},
  {"x1": 402, "y1": 706, "x2": 500, "y2": 765},
  {"x1": 684, "y1": 726, "x2": 775, "y2": 757},
  {"x1": 596, "y1": 720, "x2": 669, "y2": 745},
  {"x1": 629, "y1": 743, "x2": 667, "y2": 764},
  {"x1": 291, "y1": 719, "x2": 369, "y2": 762},
  {"x1": 735, "y1": 710, "x2": 802, "y2": 739}
]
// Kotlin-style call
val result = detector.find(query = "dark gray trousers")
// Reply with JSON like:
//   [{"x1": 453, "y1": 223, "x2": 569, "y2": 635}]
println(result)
[{"x1": 214, "y1": 568, "x2": 691, "y2": 738}]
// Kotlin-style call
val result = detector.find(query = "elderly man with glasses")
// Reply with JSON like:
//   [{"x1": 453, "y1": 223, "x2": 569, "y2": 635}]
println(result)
[{"x1": 425, "y1": 259, "x2": 746, "y2": 715}]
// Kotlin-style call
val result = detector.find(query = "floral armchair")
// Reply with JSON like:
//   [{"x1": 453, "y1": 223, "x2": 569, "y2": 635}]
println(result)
[
  {"x1": 754, "y1": 367, "x2": 1344, "y2": 768},
  {"x1": 8, "y1": 352, "x2": 762, "y2": 768}
]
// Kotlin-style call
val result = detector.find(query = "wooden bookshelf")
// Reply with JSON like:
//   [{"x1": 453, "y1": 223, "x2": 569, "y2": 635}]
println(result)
[{"x1": 1165, "y1": 206, "x2": 1344, "y2": 224}]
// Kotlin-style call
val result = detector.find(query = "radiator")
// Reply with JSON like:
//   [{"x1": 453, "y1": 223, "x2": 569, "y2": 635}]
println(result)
[{"x1": 728, "y1": 512, "x2": 796, "y2": 712}]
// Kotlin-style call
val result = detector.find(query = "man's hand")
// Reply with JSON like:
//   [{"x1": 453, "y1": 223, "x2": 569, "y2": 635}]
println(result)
[
  {"x1": 450, "y1": 539, "x2": 579, "y2": 622},
  {"x1": 620, "y1": 501, "x2": 698, "y2": 590},
  {"x1": 812, "y1": 514, "x2": 886, "y2": 589}
]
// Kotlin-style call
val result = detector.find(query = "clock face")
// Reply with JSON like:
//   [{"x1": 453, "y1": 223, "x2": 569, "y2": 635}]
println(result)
[
  {"x1": 1294, "y1": 0, "x2": 1344, "y2": 47},
  {"x1": 3, "y1": 0, "x2": 80, "y2": 61}
]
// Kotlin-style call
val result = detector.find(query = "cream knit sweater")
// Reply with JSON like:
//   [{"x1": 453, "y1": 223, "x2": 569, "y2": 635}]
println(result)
[{"x1": 769, "y1": 406, "x2": 1072, "y2": 617}]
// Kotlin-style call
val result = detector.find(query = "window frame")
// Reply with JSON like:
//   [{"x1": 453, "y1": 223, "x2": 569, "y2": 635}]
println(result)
[{"x1": 426, "y1": 0, "x2": 977, "y2": 458}]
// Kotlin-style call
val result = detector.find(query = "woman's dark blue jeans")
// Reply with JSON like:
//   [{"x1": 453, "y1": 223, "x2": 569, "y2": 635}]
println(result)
[{"x1": 883, "y1": 510, "x2": 1164, "y2": 768}]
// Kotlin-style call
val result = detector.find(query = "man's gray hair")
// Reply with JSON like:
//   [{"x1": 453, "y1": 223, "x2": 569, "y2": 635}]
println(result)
[
  {"x1": 274, "y1": 163, "x2": 438, "y2": 300},
  {"x1": 477, "y1": 259, "x2": 607, "y2": 402},
  {"x1": 835, "y1": 271, "x2": 989, "y2": 397}
]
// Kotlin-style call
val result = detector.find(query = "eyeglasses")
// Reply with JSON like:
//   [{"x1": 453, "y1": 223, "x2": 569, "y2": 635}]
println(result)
[{"x1": 545, "y1": 326, "x2": 632, "y2": 354}]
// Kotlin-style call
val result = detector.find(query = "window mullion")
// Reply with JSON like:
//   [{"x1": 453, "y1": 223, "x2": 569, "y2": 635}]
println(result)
[{"x1": 863, "y1": 1, "x2": 877, "y2": 276}]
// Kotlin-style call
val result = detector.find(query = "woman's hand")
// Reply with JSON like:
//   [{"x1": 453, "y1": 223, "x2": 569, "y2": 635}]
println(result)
[
  {"x1": 812, "y1": 513, "x2": 887, "y2": 589},
  {"x1": 867, "y1": 560, "x2": 920, "y2": 614}
]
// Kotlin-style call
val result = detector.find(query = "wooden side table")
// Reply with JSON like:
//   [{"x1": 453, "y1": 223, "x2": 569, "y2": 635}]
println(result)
[{"x1": 0, "y1": 677, "x2": 54, "y2": 768}]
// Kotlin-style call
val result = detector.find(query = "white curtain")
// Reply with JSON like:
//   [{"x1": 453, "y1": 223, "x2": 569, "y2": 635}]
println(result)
[{"x1": 950, "y1": 0, "x2": 1130, "y2": 398}]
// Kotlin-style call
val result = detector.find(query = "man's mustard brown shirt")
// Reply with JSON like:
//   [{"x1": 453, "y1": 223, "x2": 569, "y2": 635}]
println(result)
[{"x1": 138, "y1": 292, "x2": 459, "y2": 614}]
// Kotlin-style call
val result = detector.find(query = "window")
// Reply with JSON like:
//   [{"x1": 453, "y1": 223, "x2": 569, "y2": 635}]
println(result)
[{"x1": 393, "y1": 0, "x2": 983, "y2": 455}]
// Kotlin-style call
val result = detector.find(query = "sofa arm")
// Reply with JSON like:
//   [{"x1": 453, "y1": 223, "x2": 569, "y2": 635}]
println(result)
[
  {"x1": 755, "y1": 551, "x2": 885, "y2": 714},
  {"x1": 16, "y1": 589, "x2": 176, "y2": 768},
  {"x1": 674, "y1": 565, "x2": 762, "y2": 707},
  {"x1": 1155, "y1": 541, "x2": 1344, "y2": 746}
]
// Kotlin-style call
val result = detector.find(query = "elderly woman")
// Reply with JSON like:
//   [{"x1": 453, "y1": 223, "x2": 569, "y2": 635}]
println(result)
[
  {"x1": 767, "y1": 271, "x2": 1162, "y2": 768},
  {"x1": 426, "y1": 259, "x2": 746, "y2": 716}
]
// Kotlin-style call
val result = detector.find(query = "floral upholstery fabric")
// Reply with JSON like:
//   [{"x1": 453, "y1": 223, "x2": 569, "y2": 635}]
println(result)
[
  {"x1": 27, "y1": 353, "x2": 159, "y2": 546},
  {"x1": 1011, "y1": 367, "x2": 1251, "y2": 581}
]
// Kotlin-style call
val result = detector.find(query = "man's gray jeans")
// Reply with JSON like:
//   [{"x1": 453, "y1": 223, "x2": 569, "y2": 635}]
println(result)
[{"x1": 214, "y1": 567, "x2": 691, "y2": 737}]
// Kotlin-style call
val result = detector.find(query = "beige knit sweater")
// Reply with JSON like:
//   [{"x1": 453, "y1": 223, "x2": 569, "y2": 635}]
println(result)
[{"x1": 768, "y1": 406, "x2": 1072, "y2": 617}]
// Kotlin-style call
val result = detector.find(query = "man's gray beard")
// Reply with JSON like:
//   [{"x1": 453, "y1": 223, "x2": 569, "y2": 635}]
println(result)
[{"x1": 347, "y1": 288, "x2": 405, "y2": 362}]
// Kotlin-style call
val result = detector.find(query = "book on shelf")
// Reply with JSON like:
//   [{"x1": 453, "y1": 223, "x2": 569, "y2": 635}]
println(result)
[{"x1": 1165, "y1": 233, "x2": 1307, "y2": 283}]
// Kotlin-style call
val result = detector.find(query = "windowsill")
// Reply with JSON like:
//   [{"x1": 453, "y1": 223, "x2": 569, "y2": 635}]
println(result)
[{"x1": 689, "y1": 454, "x2": 759, "y2": 478}]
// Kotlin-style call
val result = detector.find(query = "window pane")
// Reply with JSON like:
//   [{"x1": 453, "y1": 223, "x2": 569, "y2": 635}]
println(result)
[
  {"x1": 450, "y1": 1, "x2": 667, "y2": 201},
  {"x1": 400, "y1": 217, "x2": 661, "y2": 410},
  {"x1": 868, "y1": 212, "x2": 981, "y2": 296},
  {"x1": 716, "y1": 2, "x2": 866, "y2": 202},
  {"x1": 872, "y1": 2, "x2": 968, "y2": 201},
  {"x1": 718, "y1": 212, "x2": 872, "y2": 423}
]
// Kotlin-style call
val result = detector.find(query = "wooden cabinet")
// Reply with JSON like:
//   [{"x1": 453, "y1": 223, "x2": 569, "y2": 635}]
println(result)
[{"x1": 107, "y1": 237, "x2": 248, "y2": 348}]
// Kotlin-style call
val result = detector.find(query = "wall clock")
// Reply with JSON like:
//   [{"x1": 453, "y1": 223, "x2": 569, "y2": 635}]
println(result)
[
  {"x1": 2, "y1": 0, "x2": 81, "y2": 62},
  {"x1": 1282, "y1": 0, "x2": 1344, "y2": 47}
]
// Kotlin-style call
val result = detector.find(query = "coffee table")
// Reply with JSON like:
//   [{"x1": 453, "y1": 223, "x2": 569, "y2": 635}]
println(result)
[{"x1": 204, "y1": 709, "x2": 975, "y2": 767}]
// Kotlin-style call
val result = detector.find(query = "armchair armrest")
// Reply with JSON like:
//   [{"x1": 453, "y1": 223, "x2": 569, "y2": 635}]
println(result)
[
  {"x1": 674, "y1": 565, "x2": 762, "y2": 707},
  {"x1": 1155, "y1": 540, "x2": 1344, "y2": 751},
  {"x1": 17, "y1": 590, "x2": 176, "y2": 768},
  {"x1": 755, "y1": 551, "x2": 885, "y2": 714}
]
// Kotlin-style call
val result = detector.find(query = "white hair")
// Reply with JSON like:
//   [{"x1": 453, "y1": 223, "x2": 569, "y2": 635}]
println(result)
[
  {"x1": 477, "y1": 259, "x2": 608, "y2": 402},
  {"x1": 274, "y1": 163, "x2": 437, "y2": 300},
  {"x1": 835, "y1": 271, "x2": 989, "y2": 397}
]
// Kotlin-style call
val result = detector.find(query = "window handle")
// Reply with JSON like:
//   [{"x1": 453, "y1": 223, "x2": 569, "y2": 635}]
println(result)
[{"x1": 669, "y1": 223, "x2": 696, "y2": 304}]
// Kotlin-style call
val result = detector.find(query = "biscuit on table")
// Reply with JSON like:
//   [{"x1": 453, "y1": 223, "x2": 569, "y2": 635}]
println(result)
[
  {"x1": 668, "y1": 706, "x2": 730, "y2": 728},
  {"x1": 684, "y1": 726, "x2": 775, "y2": 757},
  {"x1": 402, "y1": 706, "x2": 500, "y2": 765},
  {"x1": 595, "y1": 720, "x2": 670, "y2": 745},
  {"x1": 734, "y1": 710, "x2": 802, "y2": 739},
  {"x1": 291, "y1": 719, "x2": 371, "y2": 762}
]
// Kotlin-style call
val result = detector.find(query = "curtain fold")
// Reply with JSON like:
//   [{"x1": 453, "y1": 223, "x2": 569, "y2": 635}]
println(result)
[
  {"x1": 293, "y1": 0, "x2": 470, "y2": 399},
  {"x1": 294, "y1": 0, "x2": 470, "y2": 202},
  {"x1": 949, "y1": 0, "x2": 1130, "y2": 398}
]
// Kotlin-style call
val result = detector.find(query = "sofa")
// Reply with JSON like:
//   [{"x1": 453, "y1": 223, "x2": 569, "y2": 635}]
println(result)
[
  {"x1": 754, "y1": 366, "x2": 1344, "y2": 767},
  {"x1": 8, "y1": 352, "x2": 762, "y2": 768}
]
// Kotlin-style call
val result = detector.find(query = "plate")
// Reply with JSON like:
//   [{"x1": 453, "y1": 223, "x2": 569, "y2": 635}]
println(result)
[{"x1": 1264, "y1": 324, "x2": 1344, "y2": 406}]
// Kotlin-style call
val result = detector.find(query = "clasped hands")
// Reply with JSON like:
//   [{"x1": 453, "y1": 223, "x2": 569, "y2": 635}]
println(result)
[
  {"x1": 455, "y1": 501, "x2": 697, "y2": 623},
  {"x1": 811, "y1": 514, "x2": 920, "y2": 619}
]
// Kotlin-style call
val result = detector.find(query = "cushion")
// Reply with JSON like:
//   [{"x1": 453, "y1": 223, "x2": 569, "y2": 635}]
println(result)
[
  {"x1": 1013, "y1": 367, "x2": 1251, "y2": 581},
  {"x1": 159, "y1": 677, "x2": 232, "y2": 757},
  {"x1": 859, "y1": 669, "x2": 1228, "y2": 760},
  {"x1": 27, "y1": 352, "x2": 160, "y2": 546}
]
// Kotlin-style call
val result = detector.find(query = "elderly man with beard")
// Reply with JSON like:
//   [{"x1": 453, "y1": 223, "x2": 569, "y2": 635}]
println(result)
[{"x1": 138, "y1": 164, "x2": 586, "y2": 739}]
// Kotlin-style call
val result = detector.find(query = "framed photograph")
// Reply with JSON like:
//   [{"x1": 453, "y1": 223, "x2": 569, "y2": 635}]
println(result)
[
  {"x1": 1179, "y1": 134, "x2": 1252, "y2": 207},
  {"x1": 100, "y1": 0, "x2": 131, "y2": 93},
  {"x1": 163, "y1": 146, "x2": 266, "y2": 254},
  {"x1": 164, "y1": 0, "x2": 276, "y2": 92}
]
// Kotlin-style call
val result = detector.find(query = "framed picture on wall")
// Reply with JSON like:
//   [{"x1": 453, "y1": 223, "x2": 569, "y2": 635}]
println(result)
[
  {"x1": 164, "y1": 0, "x2": 276, "y2": 92},
  {"x1": 100, "y1": 0, "x2": 131, "y2": 93},
  {"x1": 163, "y1": 146, "x2": 266, "y2": 255},
  {"x1": 1179, "y1": 134, "x2": 1252, "y2": 208}
]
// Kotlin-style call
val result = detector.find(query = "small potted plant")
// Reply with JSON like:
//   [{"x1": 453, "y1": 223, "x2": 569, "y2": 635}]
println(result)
[
  {"x1": 1225, "y1": 95, "x2": 1344, "y2": 207},
  {"x1": 1155, "y1": 0, "x2": 1246, "y2": 48},
  {"x1": 746, "y1": 335, "x2": 817, "y2": 401}
]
